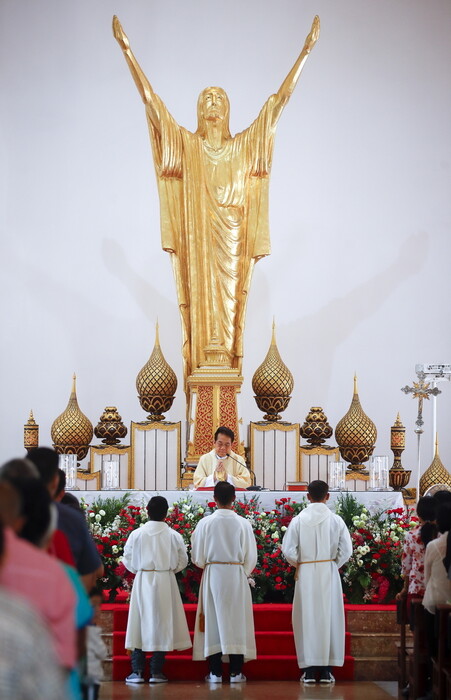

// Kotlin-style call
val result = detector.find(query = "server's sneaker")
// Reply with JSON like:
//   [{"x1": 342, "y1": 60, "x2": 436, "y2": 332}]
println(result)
[
  {"x1": 205, "y1": 673, "x2": 222, "y2": 683},
  {"x1": 301, "y1": 669, "x2": 316, "y2": 684},
  {"x1": 149, "y1": 674, "x2": 168, "y2": 684},
  {"x1": 125, "y1": 672, "x2": 144, "y2": 684},
  {"x1": 230, "y1": 673, "x2": 246, "y2": 683},
  {"x1": 319, "y1": 669, "x2": 335, "y2": 684}
]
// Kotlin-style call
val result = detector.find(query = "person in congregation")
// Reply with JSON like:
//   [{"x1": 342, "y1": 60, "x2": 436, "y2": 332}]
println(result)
[
  {"x1": 123, "y1": 496, "x2": 191, "y2": 684},
  {"x1": 191, "y1": 481, "x2": 257, "y2": 683},
  {"x1": 0, "y1": 517, "x2": 68, "y2": 700},
  {"x1": 282, "y1": 479, "x2": 353, "y2": 684},
  {"x1": 0, "y1": 469, "x2": 92, "y2": 700},
  {"x1": 193, "y1": 426, "x2": 251, "y2": 489},
  {"x1": 420, "y1": 502, "x2": 451, "y2": 700},
  {"x1": 396, "y1": 496, "x2": 437, "y2": 617},
  {"x1": 27, "y1": 446, "x2": 104, "y2": 589},
  {"x1": 0, "y1": 478, "x2": 77, "y2": 675}
]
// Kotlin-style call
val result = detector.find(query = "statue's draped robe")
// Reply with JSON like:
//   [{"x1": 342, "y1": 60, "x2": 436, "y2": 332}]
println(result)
[{"x1": 146, "y1": 95, "x2": 277, "y2": 382}]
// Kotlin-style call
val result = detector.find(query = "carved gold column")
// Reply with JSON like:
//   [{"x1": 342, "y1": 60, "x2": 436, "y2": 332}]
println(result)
[{"x1": 186, "y1": 333, "x2": 244, "y2": 463}]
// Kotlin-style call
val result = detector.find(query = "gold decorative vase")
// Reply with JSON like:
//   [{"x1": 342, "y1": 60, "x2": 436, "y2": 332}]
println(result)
[
  {"x1": 94, "y1": 407, "x2": 128, "y2": 445},
  {"x1": 24, "y1": 410, "x2": 39, "y2": 451},
  {"x1": 300, "y1": 407, "x2": 333, "y2": 446},
  {"x1": 136, "y1": 324, "x2": 177, "y2": 421},
  {"x1": 252, "y1": 323, "x2": 294, "y2": 421},
  {"x1": 335, "y1": 375, "x2": 377, "y2": 471},
  {"x1": 420, "y1": 435, "x2": 451, "y2": 496},
  {"x1": 51, "y1": 375, "x2": 93, "y2": 461},
  {"x1": 389, "y1": 413, "x2": 410, "y2": 490}
]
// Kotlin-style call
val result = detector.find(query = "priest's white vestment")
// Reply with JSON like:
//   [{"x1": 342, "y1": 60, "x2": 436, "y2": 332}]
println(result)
[
  {"x1": 123, "y1": 521, "x2": 191, "y2": 652},
  {"x1": 191, "y1": 509, "x2": 257, "y2": 660},
  {"x1": 193, "y1": 450, "x2": 251, "y2": 489},
  {"x1": 281, "y1": 503, "x2": 352, "y2": 668}
]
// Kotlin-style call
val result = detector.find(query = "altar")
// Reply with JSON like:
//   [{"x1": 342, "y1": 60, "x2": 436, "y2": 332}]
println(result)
[{"x1": 76, "y1": 488, "x2": 404, "y2": 514}]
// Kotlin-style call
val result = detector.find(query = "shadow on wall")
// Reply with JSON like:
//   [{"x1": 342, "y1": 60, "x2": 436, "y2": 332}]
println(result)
[{"x1": 246, "y1": 231, "x2": 428, "y2": 403}]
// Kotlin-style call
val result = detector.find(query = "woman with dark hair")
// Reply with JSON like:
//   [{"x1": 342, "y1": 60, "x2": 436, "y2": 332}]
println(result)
[
  {"x1": 397, "y1": 496, "x2": 437, "y2": 606},
  {"x1": 423, "y1": 502, "x2": 451, "y2": 614},
  {"x1": 0, "y1": 496, "x2": 67, "y2": 700}
]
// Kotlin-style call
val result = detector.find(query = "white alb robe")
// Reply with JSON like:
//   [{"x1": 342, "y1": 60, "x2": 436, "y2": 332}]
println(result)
[
  {"x1": 193, "y1": 449, "x2": 251, "y2": 489},
  {"x1": 191, "y1": 509, "x2": 257, "y2": 660},
  {"x1": 281, "y1": 503, "x2": 352, "y2": 668},
  {"x1": 123, "y1": 521, "x2": 191, "y2": 652}
]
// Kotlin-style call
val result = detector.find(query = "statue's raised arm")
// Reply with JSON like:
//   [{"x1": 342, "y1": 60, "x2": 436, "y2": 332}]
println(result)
[
  {"x1": 271, "y1": 15, "x2": 320, "y2": 126},
  {"x1": 112, "y1": 15, "x2": 160, "y2": 130}
]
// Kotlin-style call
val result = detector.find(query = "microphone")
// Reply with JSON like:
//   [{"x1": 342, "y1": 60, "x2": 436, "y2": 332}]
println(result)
[
  {"x1": 226, "y1": 452, "x2": 246, "y2": 467},
  {"x1": 227, "y1": 453, "x2": 257, "y2": 488}
]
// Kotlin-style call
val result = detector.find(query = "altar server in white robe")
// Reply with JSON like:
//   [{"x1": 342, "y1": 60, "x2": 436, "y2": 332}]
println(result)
[
  {"x1": 191, "y1": 481, "x2": 257, "y2": 683},
  {"x1": 193, "y1": 427, "x2": 251, "y2": 489},
  {"x1": 282, "y1": 480, "x2": 352, "y2": 685},
  {"x1": 123, "y1": 496, "x2": 191, "y2": 684}
]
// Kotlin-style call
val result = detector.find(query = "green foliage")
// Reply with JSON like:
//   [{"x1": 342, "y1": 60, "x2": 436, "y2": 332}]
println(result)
[{"x1": 82, "y1": 492, "x2": 131, "y2": 526}]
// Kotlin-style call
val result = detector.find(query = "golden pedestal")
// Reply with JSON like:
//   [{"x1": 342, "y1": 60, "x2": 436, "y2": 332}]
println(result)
[
  {"x1": 186, "y1": 366, "x2": 244, "y2": 463},
  {"x1": 300, "y1": 445, "x2": 340, "y2": 484},
  {"x1": 250, "y1": 421, "x2": 300, "y2": 489},
  {"x1": 130, "y1": 421, "x2": 182, "y2": 490}
]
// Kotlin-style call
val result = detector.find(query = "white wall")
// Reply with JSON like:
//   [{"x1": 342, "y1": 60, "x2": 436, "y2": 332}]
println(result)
[{"x1": 1, "y1": 0, "x2": 450, "y2": 487}]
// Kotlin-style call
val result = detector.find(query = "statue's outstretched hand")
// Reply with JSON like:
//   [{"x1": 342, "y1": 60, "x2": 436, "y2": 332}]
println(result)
[
  {"x1": 112, "y1": 15, "x2": 130, "y2": 50},
  {"x1": 305, "y1": 15, "x2": 320, "y2": 53}
]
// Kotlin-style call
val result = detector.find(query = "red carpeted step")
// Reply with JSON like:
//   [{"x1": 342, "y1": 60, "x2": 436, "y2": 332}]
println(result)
[
  {"x1": 108, "y1": 603, "x2": 355, "y2": 681},
  {"x1": 112, "y1": 654, "x2": 354, "y2": 682},
  {"x1": 112, "y1": 629, "x2": 351, "y2": 657}
]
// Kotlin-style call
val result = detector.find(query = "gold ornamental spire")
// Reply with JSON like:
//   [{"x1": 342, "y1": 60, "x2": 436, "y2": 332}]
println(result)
[
  {"x1": 420, "y1": 433, "x2": 451, "y2": 496},
  {"x1": 252, "y1": 322, "x2": 294, "y2": 421},
  {"x1": 51, "y1": 374, "x2": 93, "y2": 461},
  {"x1": 136, "y1": 324, "x2": 178, "y2": 421},
  {"x1": 335, "y1": 374, "x2": 377, "y2": 471},
  {"x1": 24, "y1": 409, "x2": 39, "y2": 451}
]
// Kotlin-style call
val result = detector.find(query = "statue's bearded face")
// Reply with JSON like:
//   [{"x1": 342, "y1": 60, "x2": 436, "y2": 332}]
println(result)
[
  {"x1": 202, "y1": 88, "x2": 227, "y2": 122},
  {"x1": 196, "y1": 87, "x2": 231, "y2": 139}
]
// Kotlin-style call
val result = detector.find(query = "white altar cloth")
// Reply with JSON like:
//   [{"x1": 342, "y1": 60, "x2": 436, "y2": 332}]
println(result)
[{"x1": 76, "y1": 489, "x2": 404, "y2": 515}]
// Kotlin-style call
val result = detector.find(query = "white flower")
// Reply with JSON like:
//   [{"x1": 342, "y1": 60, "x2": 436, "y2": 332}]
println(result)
[
  {"x1": 112, "y1": 545, "x2": 118, "y2": 554},
  {"x1": 95, "y1": 514, "x2": 101, "y2": 522},
  {"x1": 272, "y1": 532, "x2": 279, "y2": 540},
  {"x1": 281, "y1": 526, "x2": 287, "y2": 532},
  {"x1": 358, "y1": 560, "x2": 363, "y2": 567},
  {"x1": 89, "y1": 512, "x2": 95, "y2": 518},
  {"x1": 198, "y1": 508, "x2": 204, "y2": 514},
  {"x1": 99, "y1": 509, "x2": 106, "y2": 517}
]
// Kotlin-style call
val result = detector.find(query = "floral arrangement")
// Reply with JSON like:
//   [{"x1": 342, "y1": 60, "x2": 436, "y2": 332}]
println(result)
[
  {"x1": 83, "y1": 493, "x2": 414, "y2": 604},
  {"x1": 336, "y1": 493, "x2": 416, "y2": 603}
]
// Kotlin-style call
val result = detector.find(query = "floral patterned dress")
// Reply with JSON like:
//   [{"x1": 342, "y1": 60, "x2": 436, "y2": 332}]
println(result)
[{"x1": 401, "y1": 526, "x2": 426, "y2": 595}]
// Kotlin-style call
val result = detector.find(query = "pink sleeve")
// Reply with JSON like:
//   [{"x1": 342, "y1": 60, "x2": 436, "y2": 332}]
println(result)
[{"x1": 47, "y1": 565, "x2": 77, "y2": 669}]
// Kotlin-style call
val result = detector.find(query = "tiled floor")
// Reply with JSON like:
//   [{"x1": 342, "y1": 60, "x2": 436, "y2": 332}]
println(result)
[{"x1": 99, "y1": 680, "x2": 398, "y2": 699}]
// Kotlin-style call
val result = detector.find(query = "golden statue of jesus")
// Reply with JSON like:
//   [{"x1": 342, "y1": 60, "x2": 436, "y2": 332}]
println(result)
[{"x1": 113, "y1": 16, "x2": 320, "y2": 387}]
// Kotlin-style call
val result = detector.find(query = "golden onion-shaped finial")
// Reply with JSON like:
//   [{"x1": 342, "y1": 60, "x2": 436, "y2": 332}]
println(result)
[
  {"x1": 252, "y1": 322, "x2": 294, "y2": 421},
  {"x1": 136, "y1": 323, "x2": 178, "y2": 421},
  {"x1": 420, "y1": 434, "x2": 451, "y2": 496},
  {"x1": 51, "y1": 374, "x2": 93, "y2": 461},
  {"x1": 335, "y1": 374, "x2": 377, "y2": 471},
  {"x1": 24, "y1": 409, "x2": 39, "y2": 451}
]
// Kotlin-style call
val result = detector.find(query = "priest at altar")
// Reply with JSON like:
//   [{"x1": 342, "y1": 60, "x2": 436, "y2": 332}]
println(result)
[{"x1": 193, "y1": 427, "x2": 251, "y2": 489}]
